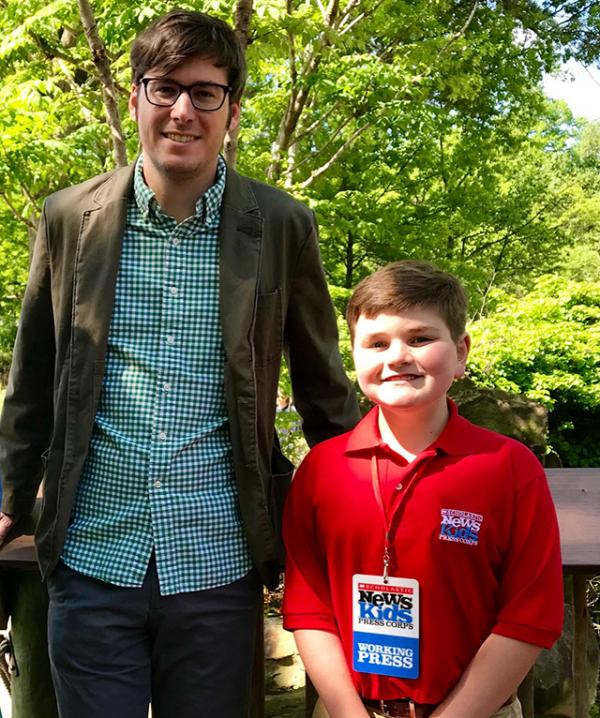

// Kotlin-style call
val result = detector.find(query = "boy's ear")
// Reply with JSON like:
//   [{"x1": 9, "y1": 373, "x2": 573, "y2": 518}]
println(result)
[{"x1": 454, "y1": 333, "x2": 471, "y2": 379}]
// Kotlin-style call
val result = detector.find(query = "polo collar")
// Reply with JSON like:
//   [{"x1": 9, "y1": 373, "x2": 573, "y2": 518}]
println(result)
[{"x1": 345, "y1": 399, "x2": 474, "y2": 456}]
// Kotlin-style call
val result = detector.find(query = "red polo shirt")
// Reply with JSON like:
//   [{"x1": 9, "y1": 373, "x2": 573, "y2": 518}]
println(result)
[{"x1": 282, "y1": 402, "x2": 563, "y2": 704}]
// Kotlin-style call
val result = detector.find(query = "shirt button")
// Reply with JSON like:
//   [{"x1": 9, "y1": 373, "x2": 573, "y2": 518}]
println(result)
[
  {"x1": 172, "y1": 237, "x2": 181, "y2": 246},
  {"x1": 154, "y1": 480, "x2": 162, "y2": 489},
  {"x1": 396, "y1": 483, "x2": 403, "y2": 491},
  {"x1": 163, "y1": 383, "x2": 171, "y2": 392},
  {"x1": 166, "y1": 335, "x2": 175, "y2": 345},
  {"x1": 158, "y1": 431, "x2": 167, "y2": 441},
  {"x1": 169, "y1": 286, "x2": 178, "y2": 296}
]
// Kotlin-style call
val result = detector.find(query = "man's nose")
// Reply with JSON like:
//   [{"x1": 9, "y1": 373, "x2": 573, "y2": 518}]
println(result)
[{"x1": 170, "y1": 90, "x2": 196, "y2": 120}]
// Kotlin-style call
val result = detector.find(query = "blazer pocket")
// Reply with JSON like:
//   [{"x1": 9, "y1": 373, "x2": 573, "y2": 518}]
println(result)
[
  {"x1": 269, "y1": 446, "x2": 295, "y2": 568},
  {"x1": 253, "y1": 289, "x2": 282, "y2": 367}
]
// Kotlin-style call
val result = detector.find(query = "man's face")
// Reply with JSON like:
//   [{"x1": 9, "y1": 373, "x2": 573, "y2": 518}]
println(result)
[
  {"x1": 352, "y1": 307, "x2": 470, "y2": 417},
  {"x1": 128, "y1": 55, "x2": 240, "y2": 191}
]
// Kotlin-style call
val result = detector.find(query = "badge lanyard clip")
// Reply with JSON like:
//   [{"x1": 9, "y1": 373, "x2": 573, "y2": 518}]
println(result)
[
  {"x1": 371, "y1": 454, "x2": 391, "y2": 584},
  {"x1": 371, "y1": 450, "x2": 437, "y2": 585}
]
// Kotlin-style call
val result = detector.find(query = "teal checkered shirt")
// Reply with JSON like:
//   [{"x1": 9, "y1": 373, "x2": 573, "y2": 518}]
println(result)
[{"x1": 61, "y1": 156, "x2": 253, "y2": 595}]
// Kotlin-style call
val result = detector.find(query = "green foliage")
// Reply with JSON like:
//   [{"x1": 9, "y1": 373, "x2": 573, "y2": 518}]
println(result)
[
  {"x1": 2, "y1": 0, "x2": 600, "y2": 470},
  {"x1": 275, "y1": 410, "x2": 308, "y2": 466},
  {"x1": 469, "y1": 276, "x2": 600, "y2": 465}
]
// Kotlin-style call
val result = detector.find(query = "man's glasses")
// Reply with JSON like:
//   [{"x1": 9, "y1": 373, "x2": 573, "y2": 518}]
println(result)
[{"x1": 140, "y1": 78, "x2": 232, "y2": 112}]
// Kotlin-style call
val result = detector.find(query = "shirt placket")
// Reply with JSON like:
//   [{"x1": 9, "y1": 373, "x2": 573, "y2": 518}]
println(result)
[{"x1": 147, "y1": 218, "x2": 188, "y2": 548}]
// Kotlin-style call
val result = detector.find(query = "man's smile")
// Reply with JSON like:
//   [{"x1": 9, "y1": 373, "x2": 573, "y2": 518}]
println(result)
[{"x1": 163, "y1": 132, "x2": 199, "y2": 144}]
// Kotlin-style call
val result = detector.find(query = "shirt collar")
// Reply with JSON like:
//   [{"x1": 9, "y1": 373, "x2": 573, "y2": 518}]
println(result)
[
  {"x1": 345, "y1": 399, "x2": 474, "y2": 456},
  {"x1": 133, "y1": 154, "x2": 227, "y2": 225}
]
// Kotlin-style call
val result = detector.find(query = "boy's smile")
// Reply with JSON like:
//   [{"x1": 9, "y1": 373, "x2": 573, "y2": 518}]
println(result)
[{"x1": 352, "y1": 307, "x2": 470, "y2": 417}]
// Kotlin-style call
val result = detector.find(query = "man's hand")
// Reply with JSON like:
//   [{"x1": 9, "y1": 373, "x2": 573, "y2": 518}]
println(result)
[{"x1": 0, "y1": 513, "x2": 16, "y2": 547}]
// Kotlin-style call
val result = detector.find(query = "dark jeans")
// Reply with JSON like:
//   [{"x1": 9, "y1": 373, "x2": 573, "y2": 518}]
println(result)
[{"x1": 47, "y1": 557, "x2": 262, "y2": 718}]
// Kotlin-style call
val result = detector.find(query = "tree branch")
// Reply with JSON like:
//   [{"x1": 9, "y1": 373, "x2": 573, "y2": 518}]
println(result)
[
  {"x1": 224, "y1": 0, "x2": 254, "y2": 167},
  {"x1": 438, "y1": 1, "x2": 479, "y2": 56},
  {"x1": 292, "y1": 113, "x2": 355, "y2": 171},
  {"x1": 77, "y1": 0, "x2": 127, "y2": 168},
  {"x1": 299, "y1": 122, "x2": 369, "y2": 188},
  {"x1": 0, "y1": 190, "x2": 38, "y2": 231},
  {"x1": 267, "y1": 0, "x2": 350, "y2": 181},
  {"x1": 292, "y1": 100, "x2": 341, "y2": 144}
]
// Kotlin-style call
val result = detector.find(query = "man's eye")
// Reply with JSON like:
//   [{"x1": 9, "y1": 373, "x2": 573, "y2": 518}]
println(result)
[
  {"x1": 192, "y1": 85, "x2": 219, "y2": 100},
  {"x1": 154, "y1": 83, "x2": 178, "y2": 98}
]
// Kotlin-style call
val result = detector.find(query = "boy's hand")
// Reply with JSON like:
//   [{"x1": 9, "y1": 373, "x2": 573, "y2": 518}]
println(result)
[
  {"x1": 0, "y1": 513, "x2": 16, "y2": 546},
  {"x1": 294, "y1": 629, "x2": 370, "y2": 718},
  {"x1": 430, "y1": 634, "x2": 541, "y2": 718}
]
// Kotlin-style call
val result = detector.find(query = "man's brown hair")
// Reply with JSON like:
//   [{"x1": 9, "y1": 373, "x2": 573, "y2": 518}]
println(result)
[
  {"x1": 346, "y1": 260, "x2": 468, "y2": 342},
  {"x1": 130, "y1": 10, "x2": 247, "y2": 102}
]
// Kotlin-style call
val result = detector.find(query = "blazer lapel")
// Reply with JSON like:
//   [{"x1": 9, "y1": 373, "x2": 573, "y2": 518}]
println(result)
[
  {"x1": 219, "y1": 168, "x2": 263, "y2": 371},
  {"x1": 72, "y1": 165, "x2": 134, "y2": 355}
]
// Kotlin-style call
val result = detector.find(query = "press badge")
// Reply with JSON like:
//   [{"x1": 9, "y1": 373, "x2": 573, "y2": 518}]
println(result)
[{"x1": 352, "y1": 574, "x2": 419, "y2": 679}]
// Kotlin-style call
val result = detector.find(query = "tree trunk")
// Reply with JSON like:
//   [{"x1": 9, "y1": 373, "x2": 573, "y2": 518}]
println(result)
[
  {"x1": 224, "y1": 0, "x2": 254, "y2": 168},
  {"x1": 267, "y1": 0, "x2": 342, "y2": 183},
  {"x1": 345, "y1": 232, "x2": 354, "y2": 288},
  {"x1": 77, "y1": 0, "x2": 128, "y2": 168}
]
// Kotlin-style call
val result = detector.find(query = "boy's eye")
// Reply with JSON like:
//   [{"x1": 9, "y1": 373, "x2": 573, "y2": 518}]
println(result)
[
  {"x1": 369, "y1": 340, "x2": 388, "y2": 349},
  {"x1": 410, "y1": 336, "x2": 433, "y2": 345}
]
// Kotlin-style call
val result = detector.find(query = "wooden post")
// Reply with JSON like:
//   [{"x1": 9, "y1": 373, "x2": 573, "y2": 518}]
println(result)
[
  {"x1": 572, "y1": 574, "x2": 588, "y2": 718},
  {"x1": 517, "y1": 668, "x2": 535, "y2": 718},
  {"x1": 305, "y1": 676, "x2": 318, "y2": 718}
]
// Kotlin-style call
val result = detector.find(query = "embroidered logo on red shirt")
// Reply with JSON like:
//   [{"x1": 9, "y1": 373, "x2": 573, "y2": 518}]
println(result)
[{"x1": 439, "y1": 509, "x2": 483, "y2": 546}]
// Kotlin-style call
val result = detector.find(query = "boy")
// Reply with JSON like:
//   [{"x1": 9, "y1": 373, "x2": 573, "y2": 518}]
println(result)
[{"x1": 282, "y1": 261, "x2": 563, "y2": 718}]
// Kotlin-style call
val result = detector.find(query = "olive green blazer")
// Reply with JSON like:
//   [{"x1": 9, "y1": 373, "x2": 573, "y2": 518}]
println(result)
[{"x1": 0, "y1": 165, "x2": 360, "y2": 587}]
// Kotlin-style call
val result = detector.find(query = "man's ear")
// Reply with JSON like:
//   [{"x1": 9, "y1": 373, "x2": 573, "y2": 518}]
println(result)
[
  {"x1": 227, "y1": 100, "x2": 241, "y2": 132},
  {"x1": 128, "y1": 84, "x2": 139, "y2": 122},
  {"x1": 454, "y1": 333, "x2": 471, "y2": 379}
]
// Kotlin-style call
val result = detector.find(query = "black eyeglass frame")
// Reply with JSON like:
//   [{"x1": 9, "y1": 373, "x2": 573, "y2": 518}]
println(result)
[{"x1": 139, "y1": 77, "x2": 233, "y2": 112}]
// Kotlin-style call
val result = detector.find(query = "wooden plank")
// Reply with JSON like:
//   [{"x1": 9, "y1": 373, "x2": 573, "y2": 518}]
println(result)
[
  {"x1": 545, "y1": 469, "x2": 600, "y2": 572},
  {"x1": 0, "y1": 534, "x2": 37, "y2": 569}
]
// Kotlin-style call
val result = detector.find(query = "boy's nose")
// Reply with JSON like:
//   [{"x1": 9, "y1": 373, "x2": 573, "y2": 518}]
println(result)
[{"x1": 387, "y1": 340, "x2": 412, "y2": 365}]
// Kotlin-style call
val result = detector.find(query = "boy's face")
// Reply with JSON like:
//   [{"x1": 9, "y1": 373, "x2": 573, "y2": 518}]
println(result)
[{"x1": 352, "y1": 306, "x2": 470, "y2": 416}]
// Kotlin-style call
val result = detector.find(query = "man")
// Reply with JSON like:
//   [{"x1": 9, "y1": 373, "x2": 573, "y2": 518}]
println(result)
[{"x1": 0, "y1": 10, "x2": 360, "y2": 718}]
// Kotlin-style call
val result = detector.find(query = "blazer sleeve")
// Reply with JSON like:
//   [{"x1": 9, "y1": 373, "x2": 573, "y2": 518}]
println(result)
[
  {"x1": 0, "y1": 202, "x2": 56, "y2": 519},
  {"x1": 284, "y1": 216, "x2": 361, "y2": 447}
]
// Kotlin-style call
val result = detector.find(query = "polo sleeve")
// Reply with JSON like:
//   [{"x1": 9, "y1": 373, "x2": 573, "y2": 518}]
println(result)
[
  {"x1": 282, "y1": 449, "x2": 339, "y2": 634},
  {"x1": 492, "y1": 449, "x2": 563, "y2": 649}
]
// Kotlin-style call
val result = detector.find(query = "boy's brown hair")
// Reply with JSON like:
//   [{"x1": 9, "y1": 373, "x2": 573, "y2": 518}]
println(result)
[
  {"x1": 346, "y1": 260, "x2": 468, "y2": 341},
  {"x1": 130, "y1": 10, "x2": 247, "y2": 102}
]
